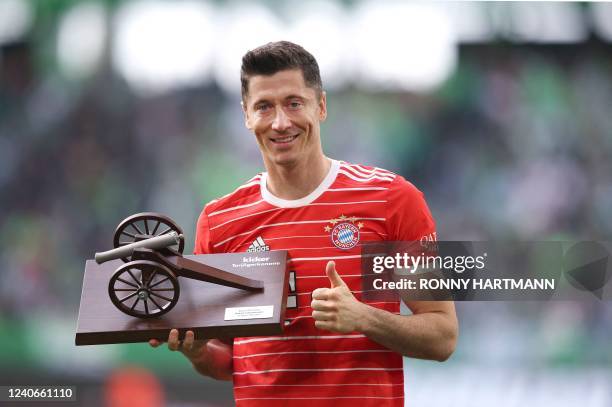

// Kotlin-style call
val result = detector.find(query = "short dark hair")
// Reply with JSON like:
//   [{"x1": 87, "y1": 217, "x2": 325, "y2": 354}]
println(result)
[{"x1": 240, "y1": 41, "x2": 322, "y2": 101}]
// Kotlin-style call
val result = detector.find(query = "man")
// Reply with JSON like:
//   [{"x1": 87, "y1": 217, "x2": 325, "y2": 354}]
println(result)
[{"x1": 151, "y1": 41, "x2": 458, "y2": 406}]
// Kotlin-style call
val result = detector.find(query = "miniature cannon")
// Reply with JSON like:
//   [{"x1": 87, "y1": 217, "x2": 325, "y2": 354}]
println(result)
[{"x1": 95, "y1": 213, "x2": 263, "y2": 319}]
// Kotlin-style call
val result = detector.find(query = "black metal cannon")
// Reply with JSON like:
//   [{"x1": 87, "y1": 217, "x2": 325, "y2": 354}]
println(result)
[{"x1": 95, "y1": 213, "x2": 263, "y2": 319}]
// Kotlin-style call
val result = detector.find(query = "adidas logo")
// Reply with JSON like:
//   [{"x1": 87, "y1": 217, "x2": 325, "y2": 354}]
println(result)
[{"x1": 247, "y1": 236, "x2": 270, "y2": 252}]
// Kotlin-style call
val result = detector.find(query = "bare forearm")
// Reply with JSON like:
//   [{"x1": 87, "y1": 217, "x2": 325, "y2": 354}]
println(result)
[
  {"x1": 310, "y1": 262, "x2": 457, "y2": 361},
  {"x1": 358, "y1": 303, "x2": 457, "y2": 361}
]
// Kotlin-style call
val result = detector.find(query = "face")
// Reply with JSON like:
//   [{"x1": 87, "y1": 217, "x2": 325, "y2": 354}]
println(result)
[{"x1": 242, "y1": 69, "x2": 327, "y2": 167}]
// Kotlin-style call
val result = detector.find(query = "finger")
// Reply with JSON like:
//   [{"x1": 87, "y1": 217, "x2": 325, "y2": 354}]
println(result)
[
  {"x1": 182, "y1": 330, "x2": 195, "y2": 352},
  {"x1": 326, "y1": 261, "x2": 346, "y2": 288},
  {"x1": 311, "y1": 299, "x2": 335, "y2": 311},
  {"x1": 168, "y1": 329, "x2": 181, "y2": 351},
  {"x1": 312, "y1": 310, "x2": 335, "y2": 321},
  {"x1": 312, "y1": 287, "x2": 330, "y2": 300},
  {"x1": 149, "y1": 339, "x2": 163, "y2": 347}
]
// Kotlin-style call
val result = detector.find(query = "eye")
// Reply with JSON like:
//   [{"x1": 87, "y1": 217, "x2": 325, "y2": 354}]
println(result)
[
  {"x1": 288, "y1": 100, "x2": 303, "y2": 110},
  {"x1": 255, "y1": 103, "x2": 271, "y2": 113}
]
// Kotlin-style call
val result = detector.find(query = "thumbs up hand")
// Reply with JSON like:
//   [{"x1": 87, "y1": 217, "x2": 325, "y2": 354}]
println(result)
[
  {"x1": 325, "y1": 260, "x2": 347, "y2": 288},
  {"x1": 311, "y1": 261, "x2": 367, "y2": 333}
]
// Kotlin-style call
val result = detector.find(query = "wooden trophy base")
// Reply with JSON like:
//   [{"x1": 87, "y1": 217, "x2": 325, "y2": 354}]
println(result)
[{"x1": 75, "y1": 251, "x2": 288, "y2": 345}]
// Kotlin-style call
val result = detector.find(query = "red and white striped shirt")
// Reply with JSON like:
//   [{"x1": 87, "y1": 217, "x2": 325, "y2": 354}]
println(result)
[{"x1": 195, "y1": 159, "x2": 436, "y2": 406}]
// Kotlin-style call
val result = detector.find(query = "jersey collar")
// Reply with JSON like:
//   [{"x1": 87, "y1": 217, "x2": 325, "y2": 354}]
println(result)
[{"x1": 260, "y1": 159, "x2": 339, "y2": 208}]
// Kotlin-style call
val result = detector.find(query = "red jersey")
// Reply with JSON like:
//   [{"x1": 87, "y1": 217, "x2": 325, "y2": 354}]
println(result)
[{"x1": 195, "y1": 160, "x2": 436, "y2": 406}]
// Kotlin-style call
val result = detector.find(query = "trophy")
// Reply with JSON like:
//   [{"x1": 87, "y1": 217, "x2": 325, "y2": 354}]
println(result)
[{"x1": 75, "y1": 213, "x2": 289, "y2": 345}]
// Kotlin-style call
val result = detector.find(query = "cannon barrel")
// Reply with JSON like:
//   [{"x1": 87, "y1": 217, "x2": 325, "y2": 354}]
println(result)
[{"x1": 95, "y1": 232, "x2": 182, "y2": 264}]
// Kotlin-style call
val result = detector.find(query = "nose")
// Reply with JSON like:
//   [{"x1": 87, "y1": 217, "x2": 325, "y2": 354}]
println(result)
[{"x1": 271, "y1": 107, "x2": 291, "y2": 132}]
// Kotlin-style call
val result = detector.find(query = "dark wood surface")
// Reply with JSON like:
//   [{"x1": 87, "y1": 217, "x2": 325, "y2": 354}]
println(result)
[{"x1": 75, "y1": 251, "x2": 288, "y2": 345}]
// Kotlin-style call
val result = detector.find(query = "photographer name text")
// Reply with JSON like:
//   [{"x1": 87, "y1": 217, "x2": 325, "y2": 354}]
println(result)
[{"x1": 373, "y1": 277, "x2": 555, "y2": 291}]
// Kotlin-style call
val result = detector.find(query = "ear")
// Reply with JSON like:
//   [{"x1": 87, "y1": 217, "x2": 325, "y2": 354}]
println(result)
[
  {"x1": 241, "y1": 100, "x2": 252, "y2": 130},
  {"x1": 318, "y1": 91, "x2": 327, "y2": 122}
]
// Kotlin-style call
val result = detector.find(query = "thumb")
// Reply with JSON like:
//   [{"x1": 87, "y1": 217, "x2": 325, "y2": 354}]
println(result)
[{"x1": 326, "y1": 261, "x2": 346, "y2": 288}]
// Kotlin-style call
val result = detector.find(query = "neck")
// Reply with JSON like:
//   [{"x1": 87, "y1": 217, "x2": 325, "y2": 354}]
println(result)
[{"x1": 265, "y1": 153, "x2": 331, "y2": 200}]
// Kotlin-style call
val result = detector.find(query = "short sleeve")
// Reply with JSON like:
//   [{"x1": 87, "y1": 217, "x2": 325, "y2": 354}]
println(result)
[
  {"x1": 386, "y1": 176, "x2": 437, "y2": 242},
  {"x1": 194, "y1": 209, "x2": 213, "y2": 255}
]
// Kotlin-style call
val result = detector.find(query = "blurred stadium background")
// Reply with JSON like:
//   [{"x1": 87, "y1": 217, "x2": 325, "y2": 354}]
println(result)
[{"x1": 1, "y1": 0, "x2": 611, "y2": 406}]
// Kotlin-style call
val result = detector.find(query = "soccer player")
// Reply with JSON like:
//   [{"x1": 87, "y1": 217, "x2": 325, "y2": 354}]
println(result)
[{"x1": 150, "y1": 41, "x2": 458, "y2": 406}]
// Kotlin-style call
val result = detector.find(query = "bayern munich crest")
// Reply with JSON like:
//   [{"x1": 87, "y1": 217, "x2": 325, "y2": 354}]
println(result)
[{"x1": 325, "y1": 215, "x2": 363, "y2": 250}]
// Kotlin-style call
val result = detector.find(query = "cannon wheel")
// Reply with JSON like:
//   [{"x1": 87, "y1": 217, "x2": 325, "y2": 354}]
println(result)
[
  {"x1": 108, "y1": 260, "x2": 180, "y2": 318},
  {"x1": 113, "y1": 212, "x2": 184, "y2": 262}
]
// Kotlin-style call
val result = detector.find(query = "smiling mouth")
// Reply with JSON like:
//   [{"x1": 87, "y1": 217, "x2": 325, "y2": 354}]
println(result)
[{"x1": 270, "y1": 134, "x2": 299, "y2": 144}]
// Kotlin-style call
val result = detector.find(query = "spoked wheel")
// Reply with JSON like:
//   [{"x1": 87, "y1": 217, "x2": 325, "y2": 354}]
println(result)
[
  {"x1": 113, "y1": 212, "x2": 184, "y2": 262},
  {"x1": 108, "y1": 260, "x2": 180, "y2": 318}
]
